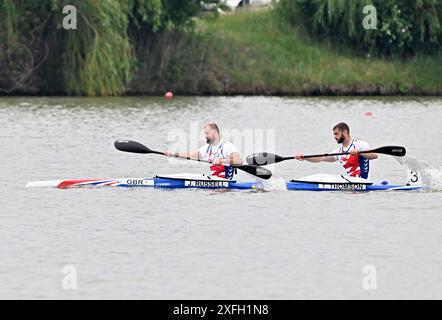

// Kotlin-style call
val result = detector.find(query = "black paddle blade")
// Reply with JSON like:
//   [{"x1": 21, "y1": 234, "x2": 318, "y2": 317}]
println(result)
[
  {"x1": 372, "y1": 146, "x2": 406, "y2": 157},
  {"x1": 237, "y1": 165, "x2": 272, "y2": 180},
  {"x1": 114, "y1": 140, "x2": 151, "y2": 154},
  {"x1": 246, "y1": 152, "x2": 284, "y2": 165}
]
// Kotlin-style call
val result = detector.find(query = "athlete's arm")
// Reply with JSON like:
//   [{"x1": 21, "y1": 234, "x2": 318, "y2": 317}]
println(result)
[
  {"x1": 228, "y1": 152, "x2": 243, "y2": 165},
  {"x1": 349, "y1": 147, "x2": 378, "y2": 160},
  {"x1": 165, "y1": 150, "x2": 200, "y2": 159},
  {"x1": 360, "y1": 153, "x2": 378, "y2": 160},
  {"x1": 214, "y1": 152, "x2": 243, "y2": 166},
  {"x1": 321, "y1": 155, "x2": 338, "y2": 162}
]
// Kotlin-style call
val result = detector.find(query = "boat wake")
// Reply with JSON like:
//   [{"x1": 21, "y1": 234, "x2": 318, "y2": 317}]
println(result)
[
  {"x1": 395, "y1": 156, "x2": 442, "y2": 191},
  {"x1": 260, "y1": 177, "x2": 288, "y2": 191}
]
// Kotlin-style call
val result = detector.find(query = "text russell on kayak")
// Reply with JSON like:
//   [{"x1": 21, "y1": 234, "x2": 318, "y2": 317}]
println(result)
[{"x1": 165, "y1": 122, "x2": 378, "y2": 180}]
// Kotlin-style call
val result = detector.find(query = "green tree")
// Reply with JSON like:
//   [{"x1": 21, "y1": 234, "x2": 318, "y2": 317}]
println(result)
[
  {"x1": 0, "y1": 0, "x2": 213, "y2": 95},
  {"x1": 278, "y1": 0, "x2": 442, "y2": 57}
]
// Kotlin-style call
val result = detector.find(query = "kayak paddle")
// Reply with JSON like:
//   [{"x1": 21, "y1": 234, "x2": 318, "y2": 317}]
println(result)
[
  {"x1": 114, "y1": 140, "x2": 272, "y2": 180},
  {"x1": 246, "y1": 146, "x2": 406, "y2": 166}
]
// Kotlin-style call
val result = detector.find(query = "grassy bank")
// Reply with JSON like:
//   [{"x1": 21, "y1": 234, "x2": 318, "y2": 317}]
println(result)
[{"x1": 131, "y1": 9, "x2": 442, "y2": 95}]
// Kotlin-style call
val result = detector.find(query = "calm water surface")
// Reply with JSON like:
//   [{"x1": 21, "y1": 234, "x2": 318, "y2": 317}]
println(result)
[{"x1": 1, "y1": 96, "x2": 441, "y2": 299}]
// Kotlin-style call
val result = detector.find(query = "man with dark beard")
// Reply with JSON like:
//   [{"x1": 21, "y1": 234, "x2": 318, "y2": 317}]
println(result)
[
  {"x1": 295, "y1": 122, "x2": 378, "y2": 179},
  {"x1": 165, "y1": 123, "x2": 243, "y2": 179}
]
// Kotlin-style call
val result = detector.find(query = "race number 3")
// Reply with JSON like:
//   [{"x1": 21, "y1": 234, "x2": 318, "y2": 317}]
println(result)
[{"x1": 408, "y1": 170, "x2": 419, "y2": 184}]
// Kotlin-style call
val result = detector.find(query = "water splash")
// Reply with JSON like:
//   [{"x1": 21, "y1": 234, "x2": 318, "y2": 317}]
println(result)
[
  {"x1": 254, "y1": 177, "x2": 288, "y2": 191},
  {"x1": 395, "y1": 156, "x2": 442, "y2": 190}
]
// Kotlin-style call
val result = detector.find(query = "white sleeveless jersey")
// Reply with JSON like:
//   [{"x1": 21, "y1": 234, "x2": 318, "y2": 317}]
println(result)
[
  {"x1": 198, "y1": 139, "x2": 238, "y2": 162},
  {"x1": 331, "y1": 138, "x2": 371, "y2": 179}
]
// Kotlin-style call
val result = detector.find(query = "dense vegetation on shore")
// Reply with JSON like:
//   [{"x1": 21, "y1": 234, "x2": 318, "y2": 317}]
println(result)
[
  {"x1": 1, "y1": 0, "x2": 441, "y2": 96},
  {"x1": 132, "y1": 9, "x2": 442, "y2": 95},
  {"x1": 279, "y1": 0, "x2": 442, "y2": 58},
  {"x1": 0, "y1": 0, "x2": 214, "y2": 95}
]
